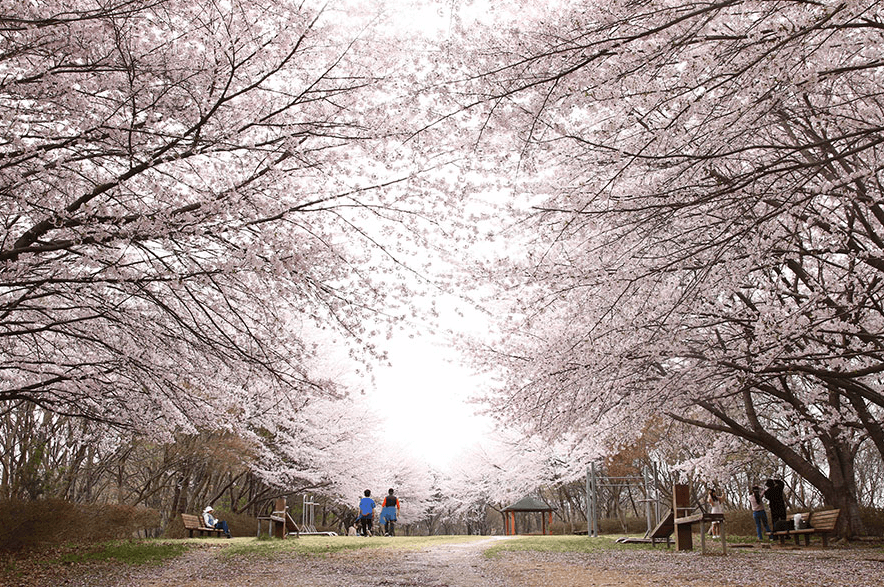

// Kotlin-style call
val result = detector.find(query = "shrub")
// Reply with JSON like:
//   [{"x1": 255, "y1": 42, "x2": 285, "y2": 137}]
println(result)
[{"x1": 0, "y1": 499, "x2": 160, "y2": 550}]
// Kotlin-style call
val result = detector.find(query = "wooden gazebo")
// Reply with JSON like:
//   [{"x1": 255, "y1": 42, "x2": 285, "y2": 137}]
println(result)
[{"x1": 501, "y1": 495, "x2": 556, "y2": 535}]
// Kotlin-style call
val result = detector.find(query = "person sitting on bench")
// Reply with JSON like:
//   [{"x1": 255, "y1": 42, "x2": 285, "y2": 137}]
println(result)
[{"x1": 203, "y1": 506, "x2": 232, "y2": 538}]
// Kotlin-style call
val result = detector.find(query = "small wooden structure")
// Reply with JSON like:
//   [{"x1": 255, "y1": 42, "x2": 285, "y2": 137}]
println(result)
[
  {"x1": 257, "y1": 498, "x2": 300, "y2": 539},
  {"x1": 672, "y1": 483, "x2": 726, "y2": 555},
  {"x1": 646, "y1": 509, "x2": 674, "y2": 547},
  {"x1": 501, "y1": 495, "x2": 556, "y2": 535}
]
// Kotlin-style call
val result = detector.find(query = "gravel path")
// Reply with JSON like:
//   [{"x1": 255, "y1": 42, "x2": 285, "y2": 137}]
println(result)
[{"x1": 11, "y1": 537, "x2": 884, "y2": 586}]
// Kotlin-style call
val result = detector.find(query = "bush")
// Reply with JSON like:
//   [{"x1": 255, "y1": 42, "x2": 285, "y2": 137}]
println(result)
[
  {"x1": 859, "y1": 507, "x2": 884, "y2": 537},
  {"x1": 598, "y1": 516, "x2": 653, "y2": 535},
  {"x1": 0, "y1": 499, "x2": 160, "y2": 550}
]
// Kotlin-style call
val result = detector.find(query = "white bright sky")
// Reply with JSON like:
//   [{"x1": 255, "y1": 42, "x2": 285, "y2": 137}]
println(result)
[
  {"x1": 317, "y1": 0, "x2": 511, "y2": 471},
  {"x1": 372, "y1": 331, "x2": 494, "y2": 470},
  {"x1": 362, "y1": 282, "x2": 499, "y2": 470},
  {"x1": 347, "y1": 1, "x2": 502, "y2": 470}
]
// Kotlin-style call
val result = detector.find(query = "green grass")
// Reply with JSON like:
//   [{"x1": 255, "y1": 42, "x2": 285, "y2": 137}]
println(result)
[
  {"x1": 482, "y1": 533, "x2": 769, "y2": 557},
  {"x1": 483, "y1": 535, "x2": 656, "y2": 557},
  {"x1": 53, "y1": 540, "x2": 188, "y2": 565},
  {"x1": 223, "y1": 534, "x2": 488, "y2": 558}
]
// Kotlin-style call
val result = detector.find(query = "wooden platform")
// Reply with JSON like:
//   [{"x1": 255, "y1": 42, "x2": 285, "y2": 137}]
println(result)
[
  {"x1": 674, "y1": 512, "x2": 726, "y2": 555},
  {"x1": 646, "y1": 509, "x2": 674, "y2": 547}
]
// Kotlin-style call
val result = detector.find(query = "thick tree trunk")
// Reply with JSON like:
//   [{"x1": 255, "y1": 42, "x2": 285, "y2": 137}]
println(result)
[
  {"x1": 683, "y1": 390, "x2": 868, "y2": 537},
  {"x1": 821, "y1": 439, "x2": 866, "y2": 537}
]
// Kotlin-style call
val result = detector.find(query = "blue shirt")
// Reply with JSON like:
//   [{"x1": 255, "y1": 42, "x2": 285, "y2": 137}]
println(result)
[{"x1": 359, "y1": 496, "x2": 375, "y2": 516}]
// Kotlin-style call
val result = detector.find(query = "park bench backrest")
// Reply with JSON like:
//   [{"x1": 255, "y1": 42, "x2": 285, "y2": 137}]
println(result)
[
  {"x1": 807, "y1": 509, "x2": 840, "y2": 532},
  {"x1": 181, "y1": 513, "x2": 204, "y2": 529}
]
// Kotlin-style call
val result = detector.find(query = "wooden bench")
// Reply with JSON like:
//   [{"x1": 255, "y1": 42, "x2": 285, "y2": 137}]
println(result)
[
  {"x1": 769, "y1": 509, "x2": 840, "y2": 547},
  {"x1": 181, "y1": 513, "x2": 225, "y2": 538}
]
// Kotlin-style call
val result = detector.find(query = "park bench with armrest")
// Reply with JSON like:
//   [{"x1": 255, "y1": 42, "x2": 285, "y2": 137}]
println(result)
[
  {"x1": 181, "y1": 513, "x2": 225, "y2": 538},
  {"x1": 769, "y1": 508, "x2": 840, "y2": 547}
]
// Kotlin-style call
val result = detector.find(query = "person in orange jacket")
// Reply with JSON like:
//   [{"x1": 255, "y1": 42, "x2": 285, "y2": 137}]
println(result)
[{"x1": 379, "y1": 488, "x2": 400, "y2": 536}]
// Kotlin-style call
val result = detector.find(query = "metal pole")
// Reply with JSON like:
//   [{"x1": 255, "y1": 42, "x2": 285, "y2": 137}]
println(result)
[
  {"x1": 653, "y1": 461, "x2": 661, "y2": 526},
  {"x1": 591, "y1": 462, "x2": 599, "y2": 537},
  {"x1": 643, "y1": 466, "x2": 653, "y2": 536},
  {"x1": 586, "y1": 466, "x2": 591, "y2": 537}
]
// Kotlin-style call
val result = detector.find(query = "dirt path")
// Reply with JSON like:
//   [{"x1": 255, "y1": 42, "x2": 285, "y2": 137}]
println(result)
[
  {"x1": 10, "y1": 537, "x2": 884, "y2": 587},
  {"x1": 127, "y1": 536, "x2": 515, "y2": 587}
]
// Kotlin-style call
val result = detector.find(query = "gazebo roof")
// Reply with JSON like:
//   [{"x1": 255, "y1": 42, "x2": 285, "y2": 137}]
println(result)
[{"x1": 501, "y1": 495, "x2": 556, "y2": 512}]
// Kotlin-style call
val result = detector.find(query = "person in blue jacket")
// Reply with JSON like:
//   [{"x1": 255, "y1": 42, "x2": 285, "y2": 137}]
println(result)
[
  {"x1": 378, "y1": 488, "x2": 400, "y2": 536},
  {"x1": 357, "y1": 489, "x2": 376, "y2": 536}
]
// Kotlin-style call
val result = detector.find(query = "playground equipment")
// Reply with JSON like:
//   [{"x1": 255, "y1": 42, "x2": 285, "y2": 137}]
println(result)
[
  {"x1": 299, "y1": 494, "x2": 337, "y2": 536},
  {"x1": 642, "y1": 484, "x2": 726, "y2": 554},
  {"x1": 585, "y1": 462, "x2": 662, "y2": 538},
  {"x1": 256, "y1": 495, "x2": 337, "y2": 538},
  {"x1": 646, "y1": 509, "x2": 674, "y2": 546},
  {"x1": 256, "y1": 498, "x2": 300, "y2": 538},
  {"x1": 593, "y1": 474, "x2": 727, "y2": 554}
]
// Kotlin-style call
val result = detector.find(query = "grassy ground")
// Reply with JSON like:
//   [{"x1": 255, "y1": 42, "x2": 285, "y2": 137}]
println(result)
[
  {"x1": 52, "y1": 541, "x2": 190, "y2": 564},
  {"x1": 1, "y1": 531, "x2": 780, "y2": 571},
  {"x1": 0, "y1": 534, "x2": 492, "y2": 584},
  {"x1": 485, "y1": 535, "x2": 655, "y2": 557},
  {"x1": 1, "y1": 540, "x2": 187, "y2": 585}
]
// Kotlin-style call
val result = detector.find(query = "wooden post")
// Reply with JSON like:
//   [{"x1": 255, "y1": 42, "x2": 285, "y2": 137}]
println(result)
[
  {"x1": 273, "y1": 497, "x2": 286, "y2": 539},
  {"x1": 699, "y1": 519, "x2": 706, "y2": 553},
  {"x1": 673, "y1": 484, "x2": 692, "y2": 551}
]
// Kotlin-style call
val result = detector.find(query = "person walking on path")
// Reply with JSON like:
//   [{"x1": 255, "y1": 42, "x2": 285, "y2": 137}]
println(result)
[
  {"x1": 748, "y1": 485, "x2": 770, "y2": 540},
  {"x1": 764, "y1": 478, "x2": 788, "y2": 531},
  {"x1": 707, "y1": 488, "x2": 725, "y2": 539},
  {"x1": 357, "y1": 489, "x2": 376, "y2": 537},
  {"x1": 202, "y1": 506, "x2": 232, "y2": 538},
  {"x1": 379, "y1": 488, "x2": 401, "y2": 536}
]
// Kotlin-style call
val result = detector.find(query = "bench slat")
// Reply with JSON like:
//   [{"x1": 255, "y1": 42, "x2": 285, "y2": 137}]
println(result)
[
  {"x1": 771, "y1": 528, "x2": 815, "y2": 535},
  {"x1": 807, "y1": 512, "x2": 839, "y2": 530}
]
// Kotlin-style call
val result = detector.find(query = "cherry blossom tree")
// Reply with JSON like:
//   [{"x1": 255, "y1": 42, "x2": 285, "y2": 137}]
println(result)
[
  {"x1": 0, "y1": 0, "x2": 479, "y2": 524},
  {"x1": 454, "y1": 0, "x2": 884, "y2": 535},
  {"x1": 0, "y1": 0, "x2": 443, "y2": 433}
]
